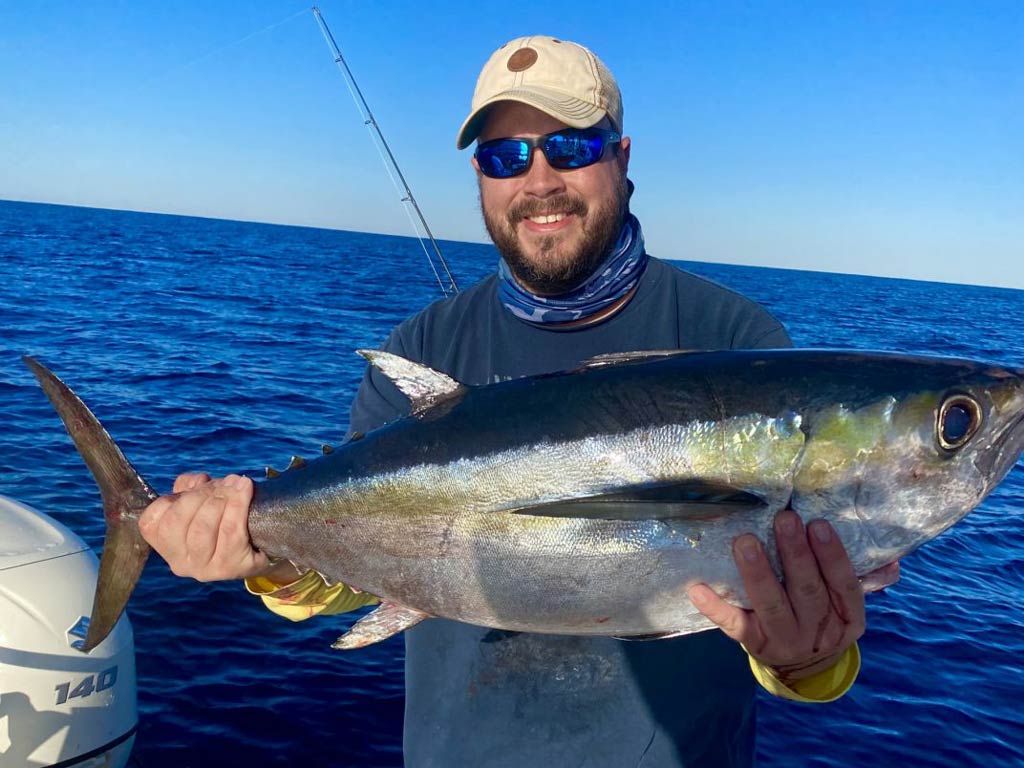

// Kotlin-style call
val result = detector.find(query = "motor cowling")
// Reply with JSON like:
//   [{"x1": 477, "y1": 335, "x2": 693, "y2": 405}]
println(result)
[{"x1": 0, "y1": 495, "x2": 137, "y2": 767}]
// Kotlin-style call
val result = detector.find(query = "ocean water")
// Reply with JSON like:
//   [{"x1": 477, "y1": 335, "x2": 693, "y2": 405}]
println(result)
[{"x1": 1, "y1": 199, "x2": 1022, "y2": 766}]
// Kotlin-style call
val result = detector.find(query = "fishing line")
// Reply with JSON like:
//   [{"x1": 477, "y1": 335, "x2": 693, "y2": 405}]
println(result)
[
  {"x1": 332, "y1": 56, "x2": 450, "y2": 296},
  {"x1": 13, "y1": 4, "x2": 460, "y2": 299},
  {"x1": 117, "y1": 7, "x2": 310, "y2": 104},
  {"x1": 6, "y1": 7, "x2": 311, "y2": 175},
  {"x1": 311, "y1": 6, "x2": 459, "y2": 297}
]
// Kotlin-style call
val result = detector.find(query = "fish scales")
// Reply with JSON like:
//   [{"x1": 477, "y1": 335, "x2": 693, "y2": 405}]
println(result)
[
  {"x1": 242, "y1": 350, "x2": 1024, "y2": 639},
  {"x1": 24, "y1": 349, "x2": 1024, "y2": 650}
]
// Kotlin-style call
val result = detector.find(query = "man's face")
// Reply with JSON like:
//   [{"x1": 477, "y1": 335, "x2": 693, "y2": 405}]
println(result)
[{"x1": 473, "y1": 102, "x2": 631, "y2": 296}]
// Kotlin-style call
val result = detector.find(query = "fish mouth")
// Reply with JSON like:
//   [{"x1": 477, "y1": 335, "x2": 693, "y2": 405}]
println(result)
[{"x1": 977, "y1": 408, "x2": 1024, "y2": 489}]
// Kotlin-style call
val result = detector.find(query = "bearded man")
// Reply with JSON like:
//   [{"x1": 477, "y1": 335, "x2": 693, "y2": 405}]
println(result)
[{"x1": 141, "y1": 36, "x2": 881, "y2": 767}]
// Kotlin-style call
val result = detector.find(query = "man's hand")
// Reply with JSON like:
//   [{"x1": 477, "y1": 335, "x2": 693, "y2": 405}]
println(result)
[
  {"x1": 139, "y1": 473, "x2": 299, "y2": 584},
  {"x1": 688, "y1": 510, "x2": 898, "y2": 683}
]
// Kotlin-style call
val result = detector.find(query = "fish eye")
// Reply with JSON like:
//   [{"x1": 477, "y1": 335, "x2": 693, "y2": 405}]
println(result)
[{"x1": 937, "y1": 394, "x2": 982, "y2": 451}]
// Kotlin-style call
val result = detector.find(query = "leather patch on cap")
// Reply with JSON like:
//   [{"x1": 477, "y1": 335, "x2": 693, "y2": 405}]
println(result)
[{"x1": 507, "y1": 47, "x2": 538, "y2": 72}]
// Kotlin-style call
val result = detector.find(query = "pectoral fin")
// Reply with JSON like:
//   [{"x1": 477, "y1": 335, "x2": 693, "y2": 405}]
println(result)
[
  {"x1": 613, "y1": 630, "x2": 689, "y2": 641},
  {"x1": 332, "y1": 603, "x2": 431, "y2": 650},
  {"x1": 511, "y1": 481, "x2": 766, "y2": 521}
]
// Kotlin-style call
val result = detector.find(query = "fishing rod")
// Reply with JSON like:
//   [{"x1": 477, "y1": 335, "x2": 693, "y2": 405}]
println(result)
[{"x1": 311, "y1": 6, "x2": 459, "y2": 297}]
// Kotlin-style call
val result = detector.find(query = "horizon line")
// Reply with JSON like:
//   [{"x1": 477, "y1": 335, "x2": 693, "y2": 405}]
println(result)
[{"x1": 3, "y1": 196, "x2": 1020, "y2": 294}]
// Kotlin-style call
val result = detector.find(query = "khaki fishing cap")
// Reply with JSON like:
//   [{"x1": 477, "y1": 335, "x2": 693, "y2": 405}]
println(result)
[{"x1": 456, "y1": 36, "x2": 623, "y2": 149}]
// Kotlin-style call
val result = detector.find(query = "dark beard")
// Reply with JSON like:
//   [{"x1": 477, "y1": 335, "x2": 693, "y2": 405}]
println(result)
[{"x1": 481, "y1": 179, "x2": 629, "y2": 296}]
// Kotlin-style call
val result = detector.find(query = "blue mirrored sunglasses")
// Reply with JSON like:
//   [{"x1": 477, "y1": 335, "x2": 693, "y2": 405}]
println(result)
[{"x1": 475, "y1": 128, "x2": 621, "y2": 179}]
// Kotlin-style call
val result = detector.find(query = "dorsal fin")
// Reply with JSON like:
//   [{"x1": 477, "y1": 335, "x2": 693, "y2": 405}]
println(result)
[
  {"x1": 357, "y1": 350, "x2": 466, "y2": 416},
  {"x1": 580, "y1": 350, "x2": 695, "y2": 370}
]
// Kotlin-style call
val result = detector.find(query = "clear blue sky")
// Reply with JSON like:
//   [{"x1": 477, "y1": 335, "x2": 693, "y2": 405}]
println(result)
[{"x1": 2, "y1": 1, "x2": 1021, "y2": 288}]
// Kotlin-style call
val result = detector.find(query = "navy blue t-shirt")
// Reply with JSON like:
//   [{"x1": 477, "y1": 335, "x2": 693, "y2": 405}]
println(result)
[{"x1": 348, "y1": 257, "x2": 792, "y2": 767}]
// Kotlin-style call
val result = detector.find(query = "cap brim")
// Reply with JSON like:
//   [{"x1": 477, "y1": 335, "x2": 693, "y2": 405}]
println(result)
[{"x1": 456, "y1": 86, "x2": 607, "y2": 149}]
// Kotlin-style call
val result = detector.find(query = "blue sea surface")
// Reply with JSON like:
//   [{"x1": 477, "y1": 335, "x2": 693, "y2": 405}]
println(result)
[{"x1": 1, "y1": 199, "x2": 1022, "y2": 766}]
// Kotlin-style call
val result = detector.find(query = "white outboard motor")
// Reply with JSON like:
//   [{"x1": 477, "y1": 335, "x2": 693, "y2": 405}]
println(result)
[{"x1": 0, "y1": 495, "x2": 137, "y2": 767}]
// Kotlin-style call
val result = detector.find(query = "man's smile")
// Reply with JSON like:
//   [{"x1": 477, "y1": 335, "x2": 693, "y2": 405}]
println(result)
[{"x1": 521, "y1": 212, "x2": 576, "y2": 233}]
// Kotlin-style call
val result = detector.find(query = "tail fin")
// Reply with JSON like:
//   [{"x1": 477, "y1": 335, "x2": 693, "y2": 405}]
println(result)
[{"x1": 23, "y1": 356, "x2": 158, "y2": 653}]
